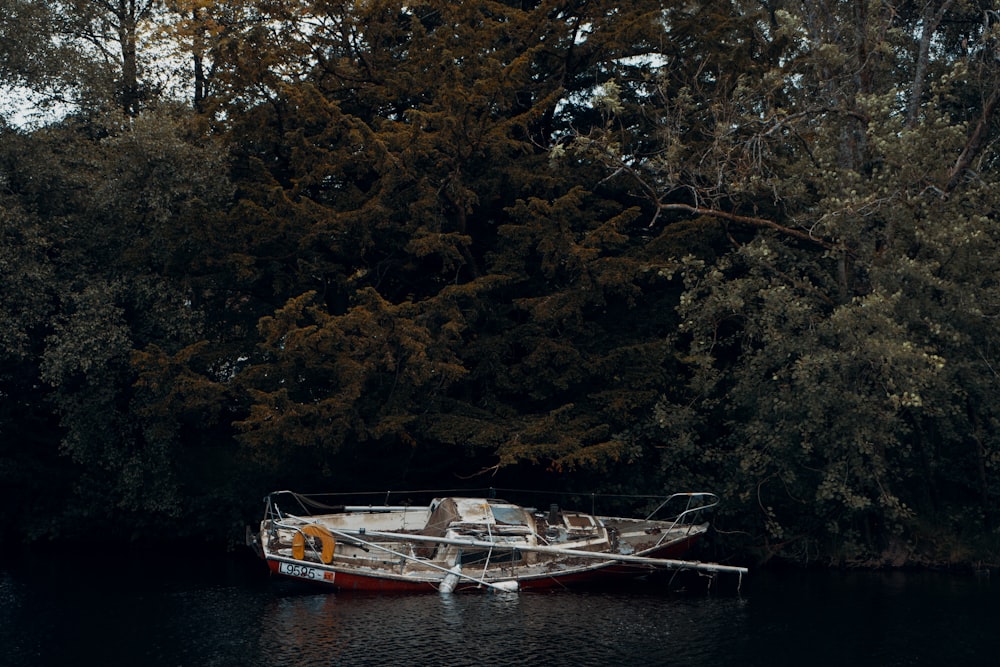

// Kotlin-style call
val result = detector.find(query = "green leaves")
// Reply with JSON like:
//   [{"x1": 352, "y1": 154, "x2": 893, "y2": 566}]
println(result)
[
  {"x1": 0, "y1": 204, "x2": 55, "y2": 359},
  {"x1": 646, "y1": 0, "x2": 1000, "y2": 562},
  {"x1": 41, "y1": 283, "x2": 132, "y2": 390}
]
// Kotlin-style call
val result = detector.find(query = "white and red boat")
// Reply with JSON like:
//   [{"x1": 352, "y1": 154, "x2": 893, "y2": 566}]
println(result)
[{"x1": 252, "y1": 490, "x2": 746, "y2": 593}]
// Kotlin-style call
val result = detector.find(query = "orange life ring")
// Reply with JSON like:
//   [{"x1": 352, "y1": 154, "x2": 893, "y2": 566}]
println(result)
[{"x1": 292, "y1": 523, "x2": 336, "y2": 563}]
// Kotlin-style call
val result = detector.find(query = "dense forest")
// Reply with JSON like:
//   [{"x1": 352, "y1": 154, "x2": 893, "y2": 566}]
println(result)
[{"x1": 2, "y1": 0, "x2": 999, "y2": 568}]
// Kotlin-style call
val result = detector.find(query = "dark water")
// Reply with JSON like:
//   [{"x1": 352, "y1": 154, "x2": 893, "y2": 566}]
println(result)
[{"x1": 1, "y1": 549, "x2": 997, "y2": 666}]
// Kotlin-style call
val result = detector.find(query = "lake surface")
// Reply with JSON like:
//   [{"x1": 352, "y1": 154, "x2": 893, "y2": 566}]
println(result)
[{"x1": 1, "y1": 548, "x2": 997, "y2": 666}]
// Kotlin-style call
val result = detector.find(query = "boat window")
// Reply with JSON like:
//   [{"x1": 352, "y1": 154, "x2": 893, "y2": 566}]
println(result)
[
  {"x1": 490, "y1": 505, "x2": 528, "y2": 526},
  {"x1": 564, "y1": 514, "x2": 597, "y2": 531},
  {"x1": 459, "y1": 549, "x2": 522, "y2": 565}
]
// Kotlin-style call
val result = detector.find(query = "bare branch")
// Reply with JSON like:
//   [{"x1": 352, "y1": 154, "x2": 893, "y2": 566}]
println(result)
[
  {"x1": 658, "y1": 203, "x2": 837, "y2": 249},
  {"x1": 906, "y1": 0, "x2": 956, "y2": 127},
  {"x1": 946, "y1": 86, "x2": 1000, "y2": 193}
]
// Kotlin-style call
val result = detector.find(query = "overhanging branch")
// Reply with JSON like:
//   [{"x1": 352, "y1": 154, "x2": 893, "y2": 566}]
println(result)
[
  {"x1": 946, "y1": 86, "x2": 1000, "y2": 193},
  {"x1": 657, "y1": 203, "x2": 837, "y2": 250}
]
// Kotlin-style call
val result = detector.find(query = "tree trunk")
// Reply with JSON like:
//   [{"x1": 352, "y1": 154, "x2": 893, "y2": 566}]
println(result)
[
  {"x1": 906, "y1": 1, "x2": 955, "y2": 127},
  {"x1": 191, "y1": 7, "x2": 207, "y2": 111},
  {"x1": 117, "y1": 0, "x2": 140, "y2": 115}
]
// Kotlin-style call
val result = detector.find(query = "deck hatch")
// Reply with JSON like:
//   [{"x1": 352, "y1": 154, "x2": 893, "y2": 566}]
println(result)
[{"x1": 490, "y1": 505, "x2": 530, "y2": 526}]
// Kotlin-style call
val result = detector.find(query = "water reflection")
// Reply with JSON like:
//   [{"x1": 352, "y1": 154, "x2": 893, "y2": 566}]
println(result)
[
  {"x1": 1, "y1": 552, "x2": 997, "y2": 667},
  {"x1": 253, "y1": 585, "x2": 750, "y2": 667},
  {"x1": 743, "y1": 570, "x2": 1000, "y2": 667}
]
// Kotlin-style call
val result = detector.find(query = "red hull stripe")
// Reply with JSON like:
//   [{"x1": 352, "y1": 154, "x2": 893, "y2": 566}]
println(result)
[{"x1": 266, "y1": 534, "x2": 701, "y2": 592}]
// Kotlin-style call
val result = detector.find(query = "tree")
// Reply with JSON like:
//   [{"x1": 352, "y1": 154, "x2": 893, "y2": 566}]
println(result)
[
  {"x1": 3, "y1": 0, "x2": 999, "y2": 565},
  {"x1": 0, "y1": 0, "x2": 172, "y2": 119},
  {"x1": 0, "y1": 104, "x2": 241, "y2": 539},
  {"x1": 196, "y1": 0, "x2": 702, "y2": 484},
  {"x1": 602, "y1": 0, "x2": 1000, "y2": 563}
]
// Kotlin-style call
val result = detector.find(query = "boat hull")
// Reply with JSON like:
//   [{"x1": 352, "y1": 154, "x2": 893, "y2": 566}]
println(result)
[
  {"x1": 264, "y1": 531, "x2": 706, "y2": 592},
  {"x1": 255, "y1": 490, "x2": 743, "y2": 593}
]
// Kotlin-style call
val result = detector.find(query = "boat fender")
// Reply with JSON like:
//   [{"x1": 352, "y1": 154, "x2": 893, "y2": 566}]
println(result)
[
  {"x1": 492, "y1": 580, "x2": 519, "y2": 593},
  {"x1": 440, "y1": 564, "x2": 463, "y2": 594},
  {"x1": 292, "y1": 524, "x2": 337, "y2": 564}
]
